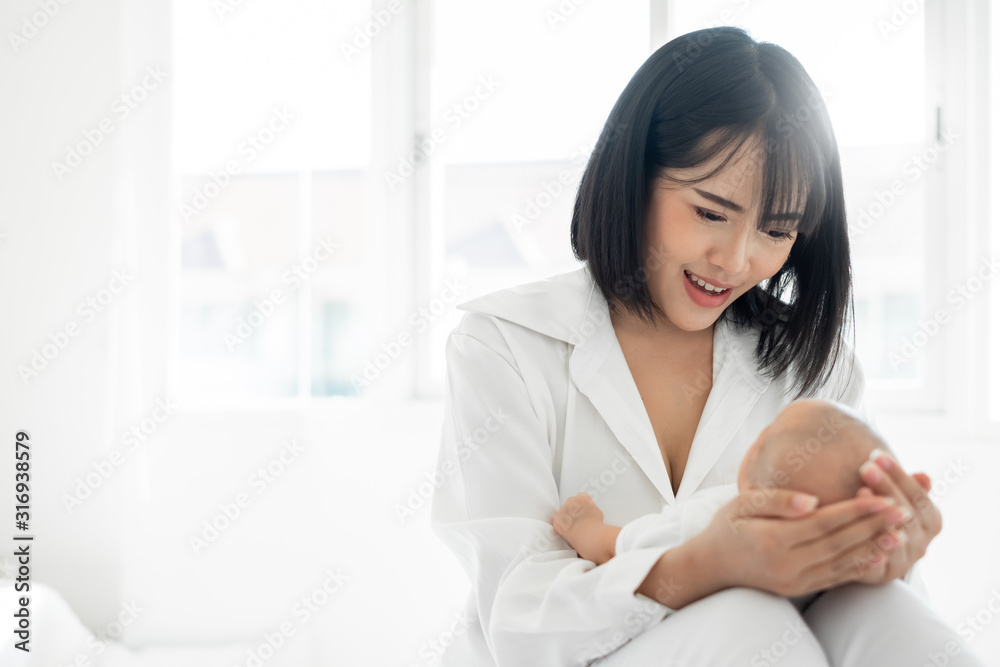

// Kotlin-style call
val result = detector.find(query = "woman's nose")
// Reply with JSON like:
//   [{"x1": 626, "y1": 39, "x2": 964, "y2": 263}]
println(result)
[{"x1": 709, "y1": 226, "x2": 752, "y2": 277}]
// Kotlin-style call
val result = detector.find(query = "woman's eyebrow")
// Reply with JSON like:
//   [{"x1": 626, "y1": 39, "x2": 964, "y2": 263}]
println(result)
[
  {"x1": 693, "y1": 187, "x2": 744, "y2": 212},
  {"x1": 694, "y1": 187, "x2": 803, "y2": 223}
]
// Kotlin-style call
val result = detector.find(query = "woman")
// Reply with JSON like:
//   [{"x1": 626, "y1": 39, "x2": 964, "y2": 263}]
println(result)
[{"x1": 430, "y1": 27, "x2": 984, "y2": 666}]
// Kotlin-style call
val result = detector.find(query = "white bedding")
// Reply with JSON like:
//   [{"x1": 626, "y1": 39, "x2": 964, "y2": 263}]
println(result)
[{"x1": 0, "y1": 581, "x2": 309, "y2": 667}]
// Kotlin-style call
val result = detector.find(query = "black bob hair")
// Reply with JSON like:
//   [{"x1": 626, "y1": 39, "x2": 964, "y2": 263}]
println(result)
[{"x1": 570, "y1": 26, "x2": 854, "y2": 400}]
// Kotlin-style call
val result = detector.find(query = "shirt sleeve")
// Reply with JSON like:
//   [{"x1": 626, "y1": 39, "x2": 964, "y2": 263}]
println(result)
[
  {"x1": 430, "y1": 326, "x2": 676, "y2": 667},
  {"x1": 615, "y1": 508, "x2": 683, "y2": 556},
  {"x1": 616, "y1": 484, "x2": 739, "y2": 555}
]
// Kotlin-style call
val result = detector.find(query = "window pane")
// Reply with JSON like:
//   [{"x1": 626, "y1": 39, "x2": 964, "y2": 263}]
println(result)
[
  {"x1": 172, "y1": 0, "x2": 371, "y2": 172},
  {"x1": 434, "y1": 0, "x2": 651, "y2": 283},
  {"x1": 177, "y1": 174, "x2": 300, "y2": 401},
  {"x1": 172, "y1": 1, "x2": 373, "y2": 402},
  {"x1": 312, "y1": 171, "x2": 366, "y2": 267},
  {"x1": 177, "y1": 301, "x2": 299, "y2": 399},
  {"x1": 429, "y1": 1, "x2": 651, "y2": 393},
  {"x1": 311, "y1": 300, "x2": 364, "y2": 396},
  {"x1": 667, "y1": 2, "x2": 931, "y2": 385},
  {"x1": 445, "y1": 161, "x2": 585, "y2": 275},
  {"x1": 310, "y1": 170, "x2": 369, "y2": 397},
  {"x1": 180, "y1": 174, "x2": 299, "y2": 270},
  {"x1": 433, "y1": 1, "x2": 650, "y2": 163},
  {"x1": 668, "y1": 1, "x2": 925, "y2": 147}
]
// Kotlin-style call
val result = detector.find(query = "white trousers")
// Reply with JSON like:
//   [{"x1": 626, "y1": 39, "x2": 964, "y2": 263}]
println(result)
[{"x1": 592, "y1": 581, "x2": 988, "y2": 666}]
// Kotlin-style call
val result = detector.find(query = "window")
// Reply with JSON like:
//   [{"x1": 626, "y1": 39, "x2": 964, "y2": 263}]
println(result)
[
  {"x1": 166, "y1": 1, "x2": 996, "y2": 434},
  {"x1": 171, "y1": 0, "x2": 373, "y2": 402}
]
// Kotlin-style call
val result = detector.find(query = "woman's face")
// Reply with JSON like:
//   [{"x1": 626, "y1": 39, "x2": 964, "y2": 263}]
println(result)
[{"x1": 641, "y1": 138, "x2": 802, "y2": 334}]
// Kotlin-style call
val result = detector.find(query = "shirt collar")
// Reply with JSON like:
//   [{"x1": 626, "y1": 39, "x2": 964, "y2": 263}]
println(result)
[
  {"x1": 454, "y1": 264, "x2": 766, "y2": 392},
  {"x1": 455, "y1": 265, "x2": 597, "y2": 345},
  {"x1": 455, "y1": 263, "x2": 773, "y2": 502}
]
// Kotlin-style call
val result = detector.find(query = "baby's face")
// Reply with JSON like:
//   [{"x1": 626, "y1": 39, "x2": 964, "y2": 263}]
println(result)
[{"x1": 737, "y1": 399, "x2": 889, "y2": 506}]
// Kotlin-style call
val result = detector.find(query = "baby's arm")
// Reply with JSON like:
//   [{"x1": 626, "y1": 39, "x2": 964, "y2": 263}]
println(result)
[
  {"x1": 553, "y1": 486, "x2": 739, "y2": 565},
  {"x1": 551, "y1": 492, "x2": 622, "y2": 566}
]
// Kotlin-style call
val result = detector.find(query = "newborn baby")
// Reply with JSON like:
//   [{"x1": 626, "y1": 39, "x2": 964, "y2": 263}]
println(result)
[
  {"x1": 738, "y1": 398, "x2": 896, "y2": 507},
  {"x1": 551, "y1": 398, "x2": 904, "y2": 604}
]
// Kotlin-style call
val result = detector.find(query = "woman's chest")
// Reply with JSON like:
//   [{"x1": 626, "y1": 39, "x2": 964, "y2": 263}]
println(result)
[
  {"x1": 507, "y1": 322, "x2": 778, "y2": 516},
  {"x1": 621, "y1": 345, "x2": 713, "y2": 496}
]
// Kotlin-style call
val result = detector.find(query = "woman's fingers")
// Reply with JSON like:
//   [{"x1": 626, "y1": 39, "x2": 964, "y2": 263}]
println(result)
[
  {"x1": 869, "y1": 450, "x2": 928, "y2": 507},
  {"x1": 765, "y1": 516, "x2": 900, "y2": 596},
  {"x1": 859, "y1": 457, "x2": 910, "y2": 519},
  {"x1": 801, "y1": 528, "x2": 900, "y2": 591},
  {"x1": 784, "y1": 495, "x2": 895, "y2": 546},
  {"x1": 913, "y1": 472, "x2": 932, "y2": 492},
  {"x1": 737, "y1": 486, "x2": 881, "y2": 522},
  {"x1": 864, "y1": 450, "x2": 942, "y2": 536},
  {"x1": 734, "y1": 488, "x2": 822, "y2": 519},
  {"x1": 796, "y1": 505, "x2": 907, "y2": 565}
]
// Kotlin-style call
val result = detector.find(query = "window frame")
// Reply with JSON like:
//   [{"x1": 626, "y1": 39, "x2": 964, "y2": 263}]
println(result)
[{"x1": 161, "y1": 0, "x2": 998, "y2": 440}]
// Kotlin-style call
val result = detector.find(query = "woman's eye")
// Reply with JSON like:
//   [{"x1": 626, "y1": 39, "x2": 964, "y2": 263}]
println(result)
[
  {"x1": 695, "y1": 207, "x2": 726, "y2": 223},
  {"x1": 766, "y1": 230, "x2": 795, "y2": 241}
]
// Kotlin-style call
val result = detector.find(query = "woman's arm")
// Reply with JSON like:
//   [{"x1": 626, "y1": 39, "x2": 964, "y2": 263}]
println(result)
[
  {"x1": 550, "y1": 494, "x2": 744, "y2": 608},
  {"x1": 553, "y1": 484, "x2": 908, "y2": 610},
  {"x1": 633, "y1": 534, "x2": 730, "y2": 609},
  {"x1": 431, "y1": 322, "x2": 681, "y2": 667},
  {"x1": 635, "y1": 487, "x2": 904, "y2": 605}
]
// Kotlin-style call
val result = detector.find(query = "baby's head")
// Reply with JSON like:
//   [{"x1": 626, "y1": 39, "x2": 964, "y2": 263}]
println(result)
[{"x1": 737, "y1": 399, "x2": 893, "y2": 507}]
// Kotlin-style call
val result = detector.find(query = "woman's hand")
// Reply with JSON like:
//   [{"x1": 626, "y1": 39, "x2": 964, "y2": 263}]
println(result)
[
  {"x1": 696, "y1": 487, "x2": 908, "y2": 597},
  {"x1": 850, "y1": 452, "x2": 942, "y2": 584}
]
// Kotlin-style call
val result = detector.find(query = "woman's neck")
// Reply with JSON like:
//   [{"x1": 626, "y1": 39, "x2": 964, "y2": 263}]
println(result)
[{"x1": 609, "y1": 302, "x2": 715, "y2": 352}]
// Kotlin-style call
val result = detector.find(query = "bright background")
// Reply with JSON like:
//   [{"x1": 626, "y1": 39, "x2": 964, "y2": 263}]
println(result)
[{"x1": 0, "y1": 0, "x2": 997, "y2": 665}]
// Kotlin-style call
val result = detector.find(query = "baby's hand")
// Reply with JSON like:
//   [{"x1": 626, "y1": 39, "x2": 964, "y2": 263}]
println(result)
[
  {"x1": 553, "y1": 491, "x2": 621, "y2": 565},
  {"x1": 553, "y1": 492, "x2": 605, "y2": 542}
]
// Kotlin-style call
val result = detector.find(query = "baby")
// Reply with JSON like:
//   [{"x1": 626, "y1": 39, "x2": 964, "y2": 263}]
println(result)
[
  {"x1": 552, "y1": 399, "x2": 906, "y2": 602},
  {"x1": 738, "y1": 398, "x2": 898, "y2": 507}
]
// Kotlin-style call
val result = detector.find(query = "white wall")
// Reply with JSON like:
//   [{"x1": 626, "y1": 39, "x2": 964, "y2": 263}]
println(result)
[{"x1": 0, "y1": 0, "x2": 132, "y2": 628}]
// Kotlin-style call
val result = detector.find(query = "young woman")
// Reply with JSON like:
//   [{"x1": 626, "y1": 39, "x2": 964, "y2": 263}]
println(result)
[{"x1": 431, "y1": 27, "x2": 984, "y2": 666}]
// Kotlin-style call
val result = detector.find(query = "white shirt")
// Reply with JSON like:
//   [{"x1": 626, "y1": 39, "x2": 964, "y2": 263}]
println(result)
[
  {"x1": 430, "y1": 264, "x2": 929, "y2": 667},
  {"x1": 616, "y1": 483, "x2": 740, "y2": 554}
]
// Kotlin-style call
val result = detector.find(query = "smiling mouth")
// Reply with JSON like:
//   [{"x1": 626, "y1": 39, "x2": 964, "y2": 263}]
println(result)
[{"x1": 684, "y1": 270, "x2": 732, "y2": 295}]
